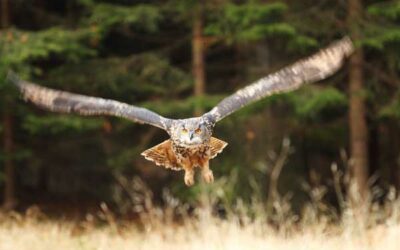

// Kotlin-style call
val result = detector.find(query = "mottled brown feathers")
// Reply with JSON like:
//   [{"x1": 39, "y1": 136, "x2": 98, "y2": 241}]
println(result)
[
  {"x1": 141, "y1": 140, "x2": 181, "y2": 170},
  {"x1": 141, "y1": 137, "x2": 227, "y2": 170},
  {"x1": 209, "y1": 137, "x2": 228, "y2": 159}
]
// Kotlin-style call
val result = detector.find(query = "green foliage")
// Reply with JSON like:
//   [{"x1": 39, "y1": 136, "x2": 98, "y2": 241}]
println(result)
[
  {"x1": 0, "y1": 28, "x2": 94, "y2": 68},
  {"x1": 362, "y1": 1, "x2": 400, "y2": 124},
  {"x1": 363, "y1": 2, "x2": 400, "y2": 50},
  {"x1": 368, "y1": 2, "x2": 400, "y2": 21},
  {"x1": 107, "y1": 147, "x2": 142, "y2": 170},
  {"x1": 47, "y1": 54, "x2": 192, "y2": 102},
  {"x1": 288, "y1": 86, "x2": 347, "y2": 120},
  {"x1": 380, "y1": 95, "x2": 400, "y2": 119},
  {"x1": 22, "y1": 115, "x2": 104, "y2": 135},
  {"x1": 87, "y1": 4, "x2": 161, "y2": 35},
  {"x1": 363, "y1": 28, "x2": 400, "y2": 50},
  {"x1": 286, "y1": 35, "x2": 319, "y2": 53},
  {"x1": 205, "y1": 2, "x2": 295, "y2": 43},
  {"x1": 76, "y1": 0, "x2": 95, "y2": 7}
]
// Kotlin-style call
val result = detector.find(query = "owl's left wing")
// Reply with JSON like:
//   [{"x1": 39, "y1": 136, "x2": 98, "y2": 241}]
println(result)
[
  {"x1": 7, "y1": 71, "x2": 171, "y2": 130},
  {"x1": 204, "y1": 37, "x2": 354, "y2": 123}
]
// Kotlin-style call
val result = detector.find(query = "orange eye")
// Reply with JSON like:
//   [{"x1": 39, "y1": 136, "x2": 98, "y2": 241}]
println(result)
[
  {"x1": 195, "y1": 128, "x2": 202, "y2": 134},
  {"x1": 181, "y1": 128, "x2": 188, "y2": 134}
]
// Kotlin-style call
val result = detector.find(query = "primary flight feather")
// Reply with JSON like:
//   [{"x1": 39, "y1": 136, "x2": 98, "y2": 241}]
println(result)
[{"x1": 7, "y1": 37, "x2": 354, "y2": 186}]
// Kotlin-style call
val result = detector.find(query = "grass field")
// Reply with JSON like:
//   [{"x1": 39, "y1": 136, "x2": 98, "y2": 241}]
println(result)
[
  {"x1": 0, "y1": 205, "x2": 399, "y2": 250},
  {"x1": 1, "y1": 176, "x2": 399, "y2": 250}
]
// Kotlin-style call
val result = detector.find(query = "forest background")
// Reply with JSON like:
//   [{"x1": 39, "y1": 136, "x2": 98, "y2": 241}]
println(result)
[{"x1": 0, "y1": 0, "x2": 399, "y2": 219}]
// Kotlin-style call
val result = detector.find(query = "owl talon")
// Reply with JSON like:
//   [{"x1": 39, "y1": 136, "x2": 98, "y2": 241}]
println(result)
[
  {"x1": 184, "y1": 176, "x2": 195, "y2": 186},
  {"x1": 184, "y1": 170, "x2": 195, "y2": 186},
  {"x1": 202, "y1": 170, "x2": 214, "y2": 183}
]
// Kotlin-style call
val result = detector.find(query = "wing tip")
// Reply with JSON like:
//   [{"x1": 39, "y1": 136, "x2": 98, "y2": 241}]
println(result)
[{"x1": 334, "y1": 36, "x2": 355, "y2": 57}]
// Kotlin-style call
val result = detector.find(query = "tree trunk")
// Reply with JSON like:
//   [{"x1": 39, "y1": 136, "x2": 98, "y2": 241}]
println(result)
[
  {"x1": 2, "y1": 108, "x2": 16, "y2": 210},
  {"x1": 192, "y1": 4, "x2": 205, "y2": 116},
  {"x1": 1, "y1": 0, "x2": 16, "y2": 210},
  {"x1": 348, "y1": 0, "x2": 369, "y2": 206},
  {"x1": 1, "y1": 0, "x2": 10, "y2": 27},
  {"x1": 386, "y1": 121, "x2": 400, "y2": 190}
]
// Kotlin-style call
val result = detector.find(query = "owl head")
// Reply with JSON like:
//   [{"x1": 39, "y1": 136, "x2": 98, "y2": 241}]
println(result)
[{"x1": 169, "y1": 117, "x2": 213, "y2": 147}]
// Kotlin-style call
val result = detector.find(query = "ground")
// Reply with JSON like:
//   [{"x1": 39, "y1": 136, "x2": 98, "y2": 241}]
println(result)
[{"x1": 0, "y1": 209, "x2": 399, "y2": 250}]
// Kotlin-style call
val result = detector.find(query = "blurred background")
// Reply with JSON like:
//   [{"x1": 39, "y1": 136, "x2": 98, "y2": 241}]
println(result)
[{"x1": 0, "y1": 0, "x2": 399, "y2": 219}]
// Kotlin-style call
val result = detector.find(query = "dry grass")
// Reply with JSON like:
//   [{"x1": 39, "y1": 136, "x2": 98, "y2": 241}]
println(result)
[
  {"x1": 2, "y1": 145, "x2": 398, "y2": 250},
  {"x1": 0, "y1": 205, "x2": 400, "y2": 250},
  {"x1": 1, "y1": 172, "x2": 399, "y2": 250}
]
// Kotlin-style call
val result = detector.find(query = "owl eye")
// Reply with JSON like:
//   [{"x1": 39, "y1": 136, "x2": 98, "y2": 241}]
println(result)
[
  {"x1": 181, "y1": 128, "x2": 188, "y2": 134},
  {"x1": 195, "y1": 128, "x2": 202, "y2": 134}
]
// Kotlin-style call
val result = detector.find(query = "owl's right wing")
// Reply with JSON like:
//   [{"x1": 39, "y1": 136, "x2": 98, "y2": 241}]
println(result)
[
  {"x1": 204, "y1": 37, "x2": 354, "y2": 123},
  {"x1": 7, "y1": 71, "x2": 171, "y2": 130}
]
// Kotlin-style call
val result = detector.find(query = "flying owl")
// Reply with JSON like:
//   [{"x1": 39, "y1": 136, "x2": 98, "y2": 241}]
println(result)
[{"x1": 7, "y1": 37, "x2": 354, "y2": 186}]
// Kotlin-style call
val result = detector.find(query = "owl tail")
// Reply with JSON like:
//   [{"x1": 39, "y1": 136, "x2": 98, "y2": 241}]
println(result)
[
  {"x1": 209, "y1": 137, "x2": 228, "y2": 159},
  {"x1": 141, "y1": 139, "x2": 181, "y2": 171}
]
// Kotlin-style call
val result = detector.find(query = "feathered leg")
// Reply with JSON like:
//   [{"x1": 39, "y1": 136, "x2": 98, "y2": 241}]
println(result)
[
  {"x1": 201, "y1": 159, "x2": 214, "y2": 183},
  {"x1": 179, "y1": 157, "x2": 195, "y2": 186},
  {"x1": 184, "y1": 169, "x2": 195, "y2": 186}
]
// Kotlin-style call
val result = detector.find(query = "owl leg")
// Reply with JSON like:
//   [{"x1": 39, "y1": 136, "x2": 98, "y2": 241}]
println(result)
[
  {"x1": 201, "y1": 160, "x2": 214, "y2": 183},
  {"x1": 180, "y1": 158, "x2": 195, "y2": 186},
  {"x1": 184, "y1": 169, "x2": 195, "y2": 186}
]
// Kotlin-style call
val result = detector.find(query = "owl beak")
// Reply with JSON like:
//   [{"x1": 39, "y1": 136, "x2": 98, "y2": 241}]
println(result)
[{"x1": 189, "y1": 131, "x2": 194, "y2": 140}]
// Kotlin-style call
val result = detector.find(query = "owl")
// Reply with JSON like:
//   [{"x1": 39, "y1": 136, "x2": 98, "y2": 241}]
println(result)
[{"x1": 7, "y1": 37, "x2": 354, "y2": 186}]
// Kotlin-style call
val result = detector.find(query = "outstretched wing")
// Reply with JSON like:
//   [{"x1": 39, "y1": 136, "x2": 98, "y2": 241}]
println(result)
[
  {"x1": 7, "y1": 71, "x2": 171, "y2": 130},
  {"x1": 204, "y1": 37, "x2": 354, "y2": 123}
]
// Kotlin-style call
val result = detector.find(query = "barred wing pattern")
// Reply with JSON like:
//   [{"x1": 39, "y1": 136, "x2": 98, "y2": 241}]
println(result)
[
  {"x1": 7, "y1": 72, "x2": 171, "y2": 130},
  {"x1": 204, "y1": 37, "x2": 354, "y2": 123}
]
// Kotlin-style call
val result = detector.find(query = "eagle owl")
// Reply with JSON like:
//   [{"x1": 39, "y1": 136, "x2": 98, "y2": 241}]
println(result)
[{"x1": 7, "y1": 37, "x2": 354, "y2": 186}]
